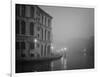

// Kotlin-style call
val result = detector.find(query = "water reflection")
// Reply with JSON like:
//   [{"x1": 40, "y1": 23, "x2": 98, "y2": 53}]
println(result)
[
  {"x1": 51, "y1": 53, "x2": 68, "y2": 70},
  {"x1": 51, "y1": 48, "x2": 94, "y2": 71},
  {"x1": 16, "y1": 48, "x2": 94, "y2": 73}
]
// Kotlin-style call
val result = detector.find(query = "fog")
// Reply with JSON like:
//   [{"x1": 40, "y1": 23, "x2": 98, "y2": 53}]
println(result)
[
  {"x1": 39, "y1": 5, "x2": 94, "y2": 45},
  {"x1": 39, "y1": 5, "x2": 94, "y2": 69}
]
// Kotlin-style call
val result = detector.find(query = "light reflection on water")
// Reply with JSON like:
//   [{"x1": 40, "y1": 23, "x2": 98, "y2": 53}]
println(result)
[
  {"x1": 51, "y1": 55, "x2": 68, "y2": 71},
  {"x1": 51, "y1": 49, "x2": 94, "y2": 71}
]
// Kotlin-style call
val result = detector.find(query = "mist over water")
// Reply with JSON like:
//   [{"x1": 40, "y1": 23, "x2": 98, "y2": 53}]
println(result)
[{"x1": 40, "y1": 5, "x2": 94, "y2": 70}]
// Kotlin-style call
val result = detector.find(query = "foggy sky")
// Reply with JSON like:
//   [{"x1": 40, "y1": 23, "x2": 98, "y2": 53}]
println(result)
[{"x1": 39, "y1": 5, "x2": 94, "y2": 46}]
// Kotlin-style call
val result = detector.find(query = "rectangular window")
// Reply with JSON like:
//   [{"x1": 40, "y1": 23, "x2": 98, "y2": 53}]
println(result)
[
  {"x1": 45, "y1": 30, "x2": 46, "y2": 40},
  {"x1": 48, "y1": 31, "x2": 50, "y2": 40},
  {"x1": 30, "y1": 43, "x2": 34, "y2": 49},
  {"x1": 30, "y1": 22, "x2": 34, "y2": 35},
  {"x1": 16, "y1": 42, "x2": 20, "y2": 50},
  {"x1": 48, "y1": 19, "x2": 50, "y2": 26},
  {"x1": 16, "y1": 20, "x2": 20, "y2": 34},
  {"x1": 39, "y1": 14, "x2": 41, "y2": 23},
  {"x1": 38, "y1": 13, "x2": 40, "y2": 22},
  {"x1": 45, "y1": 17, "x2": 46, "y2": 26},
  {"x1": 21, "y1": 21, "x2": 26, "y2": 34},
  {"x1": 41, "y1": 45, "x2": 43, "y2": 56},
  {"x1": 44, "y1": 16, "x2": 45, "y2": 25},
  {"x1": 37, "y1": 43, "x2": 40, "y2": 48},
  {"x1": 31, "y1": 6, "x2": 34, "y2": 18},
  {"x1": 41, "y1": 28, "x2": 43, "y2": 40},
  {"x1": 37, "y1": 26, "x2": 40, "y2": 31},
  {"x1": 21, "y1": 42, "x2": 25, "y2": 50},
  {"x1": 21, "y1": 5, "x2": 26, "y2": 17},
  {"x1": 46, "y1": 18, "x2": 48, "y2": 26},
  {"x1": 37, "y1": 34, "x2": 40, "y2": 39},
  {"x1": 44, "y1": 45, "x2": 47, "y2": 56},
  {"x1": 42, "y1": 15, "x2": 44, "y2": 24},
  {"x1": 16, "y1": 4, "x2": 20, "y2": 16}
]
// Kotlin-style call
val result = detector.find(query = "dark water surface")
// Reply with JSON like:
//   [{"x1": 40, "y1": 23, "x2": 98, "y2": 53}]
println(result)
[{"x1": 16, "y1": 50, "x2": 94, "y2": 73}]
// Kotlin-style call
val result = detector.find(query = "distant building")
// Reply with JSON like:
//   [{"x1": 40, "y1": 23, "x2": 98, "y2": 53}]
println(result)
[{"x1": 16, "y1": 4, "x2": 52, "y2": 61}]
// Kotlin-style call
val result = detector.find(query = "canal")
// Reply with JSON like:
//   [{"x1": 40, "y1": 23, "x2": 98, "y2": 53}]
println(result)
[{"x1": 16, "y1": 50, "x2": 94, "y2": 73}]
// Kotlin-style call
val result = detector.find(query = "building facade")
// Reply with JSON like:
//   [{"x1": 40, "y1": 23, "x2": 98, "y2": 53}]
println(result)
[{"x1": 16, "y1": 4, "x2": 52, "y2": 61}]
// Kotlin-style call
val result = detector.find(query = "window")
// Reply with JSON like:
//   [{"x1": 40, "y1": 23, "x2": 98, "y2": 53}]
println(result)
[
  {"x1": 45, "y1": 17, "x2": 46, "y2": 26},
  {"x1": 21, "y1": 21, "x2": 26, "y2": 34},
  {"x1": 45, "y1": 30, "x2": 46, "y2": 40},
  {"x1": 16, "y1": 20, "x2": 20, "y2": 34},
  {"x1": 47, "y1": 45, "x2": 51, "y2": 55},
  {"x1": 30, "y1": 53, "x2": 34, "y2": 57},
  {"x1": 41, "y1": 45, "x2": 43, "y2": 56},
  {"x1": 42, "y1": 15, "x2": 44, "y2": 24},
  {"x1": 48, "y1": 19, "x2": 50, "y2": 27},
  {"x1": 30, "y1": 42, "x2": 34, "y2": 49},
  {"x1": 21, "y1": 42, "x2": 25, "y2": 50},
  {"x1": 17, "y1": 42, "x2": 25, "y2": 57},
  {"x1": 44, "y1": 45, "x2": 47, "y2": 56},
  {"x1": 16, "y1": 42, "x2": 20, "y2": 50},
  {"x1": 16, "y1": 42, "x2": 25, "y2": 50},
  {"x1": 40, "y1": 14, "x2": 42, "y2": 23},
  {"x1": 30, "y1": 22, "x2": 34, "y2": 35},
  {"x1": 41, "y1": 28, "x2": 43, "y2": 40},
  {"x1": 30, "y1": 6, "x2": 34, "y2": 18},
  {"x1": 48, "y1": 31, "x2": 50, "y2": 40},
  {"x1": 46, "y1": 18, "x2": 48, "y2": 26},
  {"x1": 21, "y1": 53, "x2": 25, "y2": 57},
  {"x1": 21, "y1": 5, "x2": 26, "y2": 17},
  {"x1": 37, "y1": 43, "x2": 40, "y2": 48},
  {"x1": 16, "y1": 4, "x2": 20, "y2": 16},
  {"x1": 37, "y1": 26, "x2": 40, "y2": 31},
  {"x1": 37, "y1": 34, "x2": 39, "y2": 39},
  {"x1": 38, "y1": 13, "x2": 40, "y2": 22},
  {"x1": 44, "y1": 16, "x2": 45, "y2": 25},
  {"x1": 36, "y1": 10, "x2": 38, "y2": 16}
]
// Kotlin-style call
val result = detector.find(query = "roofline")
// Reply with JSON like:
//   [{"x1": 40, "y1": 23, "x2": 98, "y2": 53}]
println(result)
[
  {"x1": 35, "y1": 5, "x2": 53, "y2": 19},
  {"x1": 16, "y1": 4, "x2": 53, "y2": 19}
]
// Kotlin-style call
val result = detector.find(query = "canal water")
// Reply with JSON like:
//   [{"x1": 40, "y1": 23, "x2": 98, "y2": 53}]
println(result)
[
  {"x1": 50, "y1": 50, "x2": 94, "y2": 71},
  {"x1": 16, "y1": 50, "x2": 94, "y2": 73},
  {"x1": 51, "y1": 54, "x2": 68, "y2": 71}
]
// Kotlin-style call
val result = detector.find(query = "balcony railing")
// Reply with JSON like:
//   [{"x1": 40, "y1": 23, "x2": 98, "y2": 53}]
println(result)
[{"x1": 16, "y1": 34, "x2": 35, "y2": 42}]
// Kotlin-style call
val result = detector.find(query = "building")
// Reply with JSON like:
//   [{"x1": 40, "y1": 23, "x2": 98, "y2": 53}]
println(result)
[{"x1": 16, "y1": 4, "x2": 53, "y2": 61}]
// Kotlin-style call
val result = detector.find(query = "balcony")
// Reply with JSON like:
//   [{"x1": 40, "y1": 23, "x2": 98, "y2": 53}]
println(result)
[{"x1": 16, "y1": 34, "x2": 36, "y2": 42}]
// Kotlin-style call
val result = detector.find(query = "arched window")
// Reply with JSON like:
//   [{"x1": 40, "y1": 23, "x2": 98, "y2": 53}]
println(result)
[
  {"x1": 21, "y1": 21, "x2": 26, "y2": 34},
  {"x1": 30, "y1": 22, "x2": 34, "y2": 35}
]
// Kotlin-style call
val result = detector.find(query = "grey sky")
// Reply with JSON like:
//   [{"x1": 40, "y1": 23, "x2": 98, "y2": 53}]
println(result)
[{"x1": 39, "y1": 5, "x2": 94, "y2": 45}]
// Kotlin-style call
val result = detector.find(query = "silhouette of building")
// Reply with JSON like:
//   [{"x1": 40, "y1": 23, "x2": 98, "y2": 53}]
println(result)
[{"x1": 16, "y1": 4, "x2": 53, "y2": 61}]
